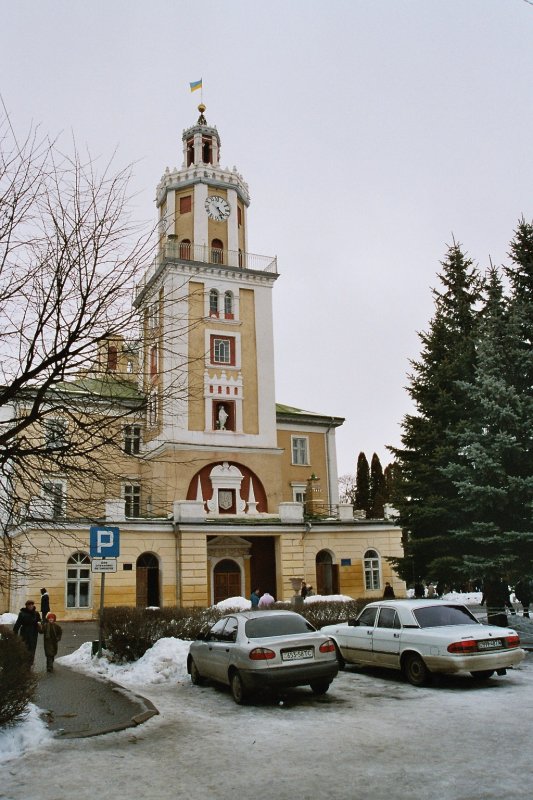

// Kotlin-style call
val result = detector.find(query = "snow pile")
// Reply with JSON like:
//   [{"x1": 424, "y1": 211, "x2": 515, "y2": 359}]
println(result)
[
  {"x1": 0, "y1": 612, "x2": 18, "y2": 626},
  {"x1": 304, "y1": 593, "x2": 353, "y2": 604},
  {"x1": 214, "y1": 596, "x2": 251, "y2": 611},
  {"x1": 0, "y1": 704, "x2": 54, "y2": 764},
  {"x1": 57, "y1": 637, "x2": 190, "y2": 685}
]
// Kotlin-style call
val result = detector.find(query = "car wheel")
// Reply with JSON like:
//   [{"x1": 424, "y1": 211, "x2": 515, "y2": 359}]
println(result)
[
  {"x1": 310, "y1": 680, "x2": 331, "y2": 695},
  {"x1": 403, "y1": 653, "x2": 431, "y2": 687},
  {"x1": 470, "y1": 670, "x2": 495, "y2": 681},
  {"x1": 333, "y1": 643, "x2": 346, "y2": 670},
  {"x1": 189, "y1": 658, "x2": 205, "y2": 686},
  {"x1": 230, "y1": 671, "x2": 248, "y2": 705}
]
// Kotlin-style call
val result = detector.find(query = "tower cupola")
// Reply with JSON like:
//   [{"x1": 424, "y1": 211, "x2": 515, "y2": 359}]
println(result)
[{"x1": 182, "y1": 104, "x2": 221, "y2": 168}]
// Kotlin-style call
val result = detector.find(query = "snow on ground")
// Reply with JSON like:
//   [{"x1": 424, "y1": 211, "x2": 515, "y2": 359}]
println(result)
[
  {"x1": 0, "y1": 704, "x2": 54, "y2": 764},
  {"x1": 0, "y1": 591, "x2": 490, "y2": 764}
]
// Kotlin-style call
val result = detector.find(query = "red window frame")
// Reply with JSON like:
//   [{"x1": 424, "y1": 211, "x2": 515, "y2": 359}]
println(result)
[{"x1": 210, "y1": 335, "x2": 235, "y2": 366}]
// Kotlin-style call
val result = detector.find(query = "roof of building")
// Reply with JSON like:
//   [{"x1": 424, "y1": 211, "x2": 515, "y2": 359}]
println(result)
[{"x1": 275, "y1": 403, "x2": 344, "y2": 427}]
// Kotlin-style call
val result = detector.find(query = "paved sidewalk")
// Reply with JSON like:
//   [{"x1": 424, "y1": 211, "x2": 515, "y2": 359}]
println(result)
[{"x1": 33, "y1": 622, "x2": 158, "y2": 738}]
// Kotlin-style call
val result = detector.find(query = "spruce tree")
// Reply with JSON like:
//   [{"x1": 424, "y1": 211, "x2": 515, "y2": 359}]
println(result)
[
  {"x1": 389, "y1": 242, "x2": 481, "y2": 582},
  {"x1": 354, "y1": 452, "x2": 370, "y2": 516},
  {"x1": 441, "y1": 265, "x2": 533, "y2": 581},
  {"x1": 369, "y1": 453, "x2": 386, "y2": 518}
]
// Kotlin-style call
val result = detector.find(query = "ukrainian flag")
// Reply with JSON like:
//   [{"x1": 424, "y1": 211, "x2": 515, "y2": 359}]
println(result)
[{"x1": 190, "y1": 79, "x2": 202, "y2": 92}]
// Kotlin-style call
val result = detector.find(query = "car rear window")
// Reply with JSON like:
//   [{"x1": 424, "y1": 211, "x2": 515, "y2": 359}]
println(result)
[
  {"x1": 245, "y1": 614, "x2": 316, "y2": 638},
  {"x1": 413, "y1": 605, "x2": 479, "y2": 628}
]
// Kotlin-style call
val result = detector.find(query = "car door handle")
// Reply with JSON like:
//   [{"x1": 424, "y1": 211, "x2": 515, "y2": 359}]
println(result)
[
  {"x1": 394, "y1": 633, "x2": 400, "y2": 638},
  {"x1": 367, "y1": 631, "x2": 373, "y2": 636}
]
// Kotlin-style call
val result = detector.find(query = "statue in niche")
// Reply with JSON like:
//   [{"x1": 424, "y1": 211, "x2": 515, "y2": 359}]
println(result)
[{"x1": 217, "y1": 405, "x2": 229, "y2": 431}]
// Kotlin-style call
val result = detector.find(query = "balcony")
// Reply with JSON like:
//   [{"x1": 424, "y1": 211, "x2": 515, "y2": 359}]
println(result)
[{"x1": 136, "y1": 242, "x2": 278, "y2": 300}]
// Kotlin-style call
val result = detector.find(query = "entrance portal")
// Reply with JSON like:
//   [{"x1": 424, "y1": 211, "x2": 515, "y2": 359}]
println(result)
[
  {"x1": 136, "y1": 552, "x2": 160, "y2": 607},
  {"x1": 213, "y1": 559, "x2": 241, "y2": 604}
]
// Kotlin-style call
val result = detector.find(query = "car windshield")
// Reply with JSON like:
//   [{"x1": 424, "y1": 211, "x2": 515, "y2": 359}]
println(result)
[
  {"x1": 245, "y1": 614, "x2": 315, "y2": 638},
  {"x1": 413, "y1": 604, "x2": 479, "y2": 628}
]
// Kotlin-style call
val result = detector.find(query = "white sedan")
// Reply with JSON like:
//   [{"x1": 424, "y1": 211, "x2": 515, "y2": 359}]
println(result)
[{"x1": 321, "y1": 599, "x2": 525, "y2": 686}]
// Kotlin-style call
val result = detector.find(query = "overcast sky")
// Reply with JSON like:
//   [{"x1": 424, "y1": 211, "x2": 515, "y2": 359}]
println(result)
[{"x1": 1, "y1": 0, "x2": 532, "y2": 477}]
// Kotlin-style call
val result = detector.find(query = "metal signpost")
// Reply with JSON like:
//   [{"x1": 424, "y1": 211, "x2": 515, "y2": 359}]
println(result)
[{"x1": 90, "y1": 526, "x2": 120, "y2": 657}]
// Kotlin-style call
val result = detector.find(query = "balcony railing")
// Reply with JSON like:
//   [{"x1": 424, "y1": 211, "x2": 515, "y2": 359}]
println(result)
[
  {"x1": 163, "y1": 241, "x2": 277, "y2": 273},
  {"x1": 136, "y1": 243, "x2": 278, "y2": 299}
]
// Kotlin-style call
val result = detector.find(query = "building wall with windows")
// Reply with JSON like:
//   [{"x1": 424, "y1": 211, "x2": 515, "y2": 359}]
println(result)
[{"x1": 2, "y1": 107, "x2": 405, "y2": 619}]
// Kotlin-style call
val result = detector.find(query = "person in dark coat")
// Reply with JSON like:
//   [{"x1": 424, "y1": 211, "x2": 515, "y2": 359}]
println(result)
[
  {"x1": 413, "y1": 582, "x2": 425, "y2": 599},
  {"x1": 300, "y1": 580, "x2": 308, "y2": 599},
  {"x1": 40, "y1": 588, "x2": 50, "y2": 621},
  {"x1": 13, "y1": 600, "x2": 41, "y2": 664},
  {"x1": 40, "y1": 612, "x2": 63, "y2": 672},
  {"x1": 383, "y1": 582, "x2": 395, "y2": 599}
]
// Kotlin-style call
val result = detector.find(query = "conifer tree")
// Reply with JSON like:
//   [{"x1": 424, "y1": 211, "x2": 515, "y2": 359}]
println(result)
[
  {"x1": 354, "y1": 452, "x2": 370, "y2": 516},
  {"x1": 369, "y1": 453, "x2": 386, "y2": 518},
  {"x1": 441, "y1": 265, "x2": 533, "y2": 581},
  {"x1": 389, "y1": 242, "x2": 481, "y2": 582}
]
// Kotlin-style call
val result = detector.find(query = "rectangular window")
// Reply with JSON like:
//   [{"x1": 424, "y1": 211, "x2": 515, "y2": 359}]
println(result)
[
  {"x1": 210, "y1": 336, "x2": 235, "y2": 366},
  {"x1": 148, "y1": 303, "x2": 159, "y2": 329},
  {"x1": 44, "y1": 418, "x2": 67, "y2": 449},
  {"x1": 42, "y1": 481, "x2": 65, "y2": 519},
  {"x1": 148, "y1": 391, "x2": 158, "y2": 425},
  {"x1": 124, "y1": 425, "x2": 141, "y2": 455},
  {"x1": 237, "y1": 206, "x2": 242, "y2": 226},
  {"x1": 124, "y1": 484, "x2": 141, "y2": 518},
  {"x1": 292, "y1": 485, "x2": 306, "y2": 503},
  {"x1": 180, "y1": 195, "x2": 192, "y2": 214},
  {"x1": 291, "y1": 436, "x2": 309, "y2": 466},
  {"x1": 150, "y1": 344, "x2": 158, "y2": 376}
]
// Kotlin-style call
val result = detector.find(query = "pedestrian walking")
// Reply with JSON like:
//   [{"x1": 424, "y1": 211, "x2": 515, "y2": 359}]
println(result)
[
  {"x1": 383, "y1": 582, "x2": 395, "y2": 599},
  {"x1": 40, "y1": 613, "x2": 63, "y2": 672},
  {"x1": 258, "y1": 591, "x2": 275, "y2": 608},
  {"x1": 250, "y1": 587, "x2": 261, "y2": 608},
  {"x1": 413, "y1": 581, "x2": 425, "y2": 599},
  {"x1": 300, "y1": 580, "x2": 308, "y2": 599},
  {"x1": 40, "y1": 588, "x2": 50, "y2": 620},
  {"x1": 13, "y1": 600, "x2": 41, "y2": 665},
  {"x1": 514, "y1": 578, "x2": 532, "y2": 618}
]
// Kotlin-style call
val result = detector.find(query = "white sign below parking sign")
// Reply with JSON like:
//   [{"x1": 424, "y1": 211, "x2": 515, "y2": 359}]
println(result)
[{"x1": 91, "y1": 558, "x2": 117, "y2": 573}]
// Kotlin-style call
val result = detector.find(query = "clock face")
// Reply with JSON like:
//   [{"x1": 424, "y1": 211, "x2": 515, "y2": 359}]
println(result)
[{"x1": 205, "y1": 195, "x2": 230, "y2": 221}]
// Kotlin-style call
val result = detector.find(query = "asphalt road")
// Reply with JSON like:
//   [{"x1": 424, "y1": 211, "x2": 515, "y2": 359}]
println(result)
[{"x1": 33, "y1": 621, "x2": 157, "y2": 738}]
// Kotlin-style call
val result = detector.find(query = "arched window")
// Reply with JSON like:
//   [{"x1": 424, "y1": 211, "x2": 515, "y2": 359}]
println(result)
[
  {"x1": 211, "y1": 239, "x2": 224, "y2": 264},
  {"x1": 209, "y1": 288, "x2": 219, "y2": 317},
  {"x1": 224, "y1": 291, "x2": 233, "y2": 319},
  {"x1": 66, "y1": 552, "x2": 91, "y2": 608},
  {"x1": 364, "y1": 549, "x2": 381, "y2": 590},
  {"x1": 179, "y1": 238, "x2": 191, "y2": 260}
]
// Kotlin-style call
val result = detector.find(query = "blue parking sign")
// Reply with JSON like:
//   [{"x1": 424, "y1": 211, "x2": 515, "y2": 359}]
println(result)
[{"x1": 90, "y1": 526, "x2": 120, "y2": 558}]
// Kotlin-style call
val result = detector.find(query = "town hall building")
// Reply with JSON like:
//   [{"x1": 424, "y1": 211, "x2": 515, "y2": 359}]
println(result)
[{"x1": 2, "y1": 105, "x2": 404, "y2": 619}]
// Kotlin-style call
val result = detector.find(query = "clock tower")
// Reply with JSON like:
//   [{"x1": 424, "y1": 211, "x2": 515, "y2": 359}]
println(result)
[{"x1": 135, "y1": 104, "x2": 279, "y2": 470}]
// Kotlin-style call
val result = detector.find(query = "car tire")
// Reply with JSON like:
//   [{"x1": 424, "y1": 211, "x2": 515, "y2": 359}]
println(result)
[
  {"x1": 333, "y1": 643, "x2": 346, "y2": 670},
  {"x1": 189, "y1": 658, "x2": 205, "y2": 686},
  {"x1": 403, "y1": 653, "x2": 431, "y2": 687},
  {"x1": 230, "y1": 671, "x2": 248, "y2": 705},
  {"x1": 310, "y1": 680, "x2": 331, "y2": 695},
  {"x1": 470, "y1": 670, "x2": 495, "y2": 681}
]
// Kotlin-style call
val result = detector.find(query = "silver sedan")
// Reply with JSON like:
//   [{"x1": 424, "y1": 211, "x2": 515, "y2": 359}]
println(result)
[
  {"x1": 321, "y1": 599, "x2": 525, "y2": 686},
  {"x1": 187, "y1": 610, "x2": 339, "y2": 703}
]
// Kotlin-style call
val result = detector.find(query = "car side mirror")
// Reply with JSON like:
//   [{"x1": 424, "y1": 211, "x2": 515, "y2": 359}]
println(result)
[
  {"x1": 196, "y1": 632, "x2": 207, "y2": 641},
  {"x1": 348, "y1": 619, "x2": 359, "y2": 627}
]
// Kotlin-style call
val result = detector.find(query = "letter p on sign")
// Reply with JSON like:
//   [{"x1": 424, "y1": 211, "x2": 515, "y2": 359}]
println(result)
[{"x1": 90, "y1": 526, "x2": 120, "y2": 558}]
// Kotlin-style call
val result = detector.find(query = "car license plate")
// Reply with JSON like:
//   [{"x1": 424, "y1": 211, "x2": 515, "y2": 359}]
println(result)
[
  {"x1": 281, "y1": 648, "x2": 313, "y2": 661},
  {"x1": 478, "y1": 639, "x2": 503, "y2": 650}
]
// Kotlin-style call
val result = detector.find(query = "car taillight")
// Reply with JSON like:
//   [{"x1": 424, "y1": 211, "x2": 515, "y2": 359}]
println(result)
[
  {"x1": 506, "y1": 634, "x2": 520, "y2": 648},
  {"x1": 319, "y1": 640, "x2": 336, "y2": 653},
  {"x1": 447, "y1": 639, "x2": 478, "y2": 654},
  {"x1": 249, "y1": 647, "x2": 276, "y2": 660}
]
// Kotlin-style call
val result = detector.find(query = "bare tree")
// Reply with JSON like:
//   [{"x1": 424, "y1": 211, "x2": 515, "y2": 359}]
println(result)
[{"x1": 0, "y1": 110, "x2": 157, "y2": 591}]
